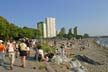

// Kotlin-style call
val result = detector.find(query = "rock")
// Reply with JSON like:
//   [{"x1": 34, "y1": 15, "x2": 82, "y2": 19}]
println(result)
[
  {"x1": 75, "y1": 55, "x2": 101, "y2": 65},
  {"x1": 69, "y1": 60, "x2": 88, "y2": 72},
  {"x1": 72, "y1": 67, "x2": 86, "y2": 72}
]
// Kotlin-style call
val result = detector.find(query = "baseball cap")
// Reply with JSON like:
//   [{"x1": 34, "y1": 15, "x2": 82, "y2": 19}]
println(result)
[{"x1": 0, "y1": 40, "x2": 3, "y2": 43}]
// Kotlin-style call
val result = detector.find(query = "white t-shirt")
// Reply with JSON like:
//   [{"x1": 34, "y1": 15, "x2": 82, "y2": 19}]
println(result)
[
  {"x1": 8, "y1": 43, "x2": 14, "y2": 52},
  {"x1": 38, "y1": 49, "x2": 44, "y2": 58}
]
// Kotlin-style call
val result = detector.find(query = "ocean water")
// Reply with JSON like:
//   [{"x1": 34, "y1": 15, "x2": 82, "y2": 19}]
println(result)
[{"x1": 96, "y1": 38, "x2": 108, "y2": 47}]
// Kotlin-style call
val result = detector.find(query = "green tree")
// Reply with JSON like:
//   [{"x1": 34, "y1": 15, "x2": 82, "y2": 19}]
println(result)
[
  {"x1": 0, "y1": 16, "x2": 10, "y2": 40},
  {"x1": 74, "y1": 26, "x2": 77, "y2": 39},
  {"x1": 67, "y1": 28, "x2": 74, "y2": 39},
  {"x1": 77, "y1": 35, "x2": 83, "y2": 39},
  {"x1": 0, "y1": 16, "x2": 41, "y2": 40},
  {"x1": 83, "y1": 33, "x2": 89, "y2": 38},
  {"x1": 57, "y1": 27, "x2": 66, "y2": 38},
  {"x1": 32, "y1": 29, "x2": 41, "y2": 38}
]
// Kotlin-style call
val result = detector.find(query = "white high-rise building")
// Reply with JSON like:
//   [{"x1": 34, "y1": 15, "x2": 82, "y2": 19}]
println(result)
[{"x1": 46, "y1": 17, "x2": 56, "y2": 38}]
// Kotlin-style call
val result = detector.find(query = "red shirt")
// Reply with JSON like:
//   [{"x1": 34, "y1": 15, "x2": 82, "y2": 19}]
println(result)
[{"x1": 0, "y1": 44, "x2": 5, "y2": 52}]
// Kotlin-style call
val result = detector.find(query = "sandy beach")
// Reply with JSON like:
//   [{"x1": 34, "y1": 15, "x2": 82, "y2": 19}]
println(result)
[
  {"x1": 66, "y1": 38, "x2": 108, "y2": 72},
  {"x1": 0, "y1": 38, "x2": 108, "y2": 72}
]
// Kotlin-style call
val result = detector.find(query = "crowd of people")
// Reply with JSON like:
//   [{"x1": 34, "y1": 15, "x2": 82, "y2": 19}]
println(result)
[
  {"x1": 0, "y1": 38, "x2": 90, "y2": 70},
  {"x1": 0, "y1": 38, "x2": 55, "y2": 70},
  {"x1": 0, "y1": 39, "x2": 29, "y2": 70}
]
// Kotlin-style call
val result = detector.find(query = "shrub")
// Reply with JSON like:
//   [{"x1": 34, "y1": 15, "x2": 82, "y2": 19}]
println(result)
[{"x1": 40, "y1": 43, "x2": 55, "y2": 53}]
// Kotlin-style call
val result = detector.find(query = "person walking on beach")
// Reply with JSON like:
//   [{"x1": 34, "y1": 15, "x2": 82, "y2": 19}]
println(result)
[
  {"x1": 60, "y1": 44, "x2": 65, "y2": 57},
  {"x1": 60, "y1": 43, "x2": 65, "y2": 63},
  {"x1": 6, "y1": 40, "x2": 16, "y2": 70},
  {"x1": 15, "y1": 41, "x2": 20, "y2": 58},
  {"x1": 0, "y1": 40, "x2": 5, "y2": 66},
  {"x1": 19, "y1": 40, "x2": 27, "y2": 68}
]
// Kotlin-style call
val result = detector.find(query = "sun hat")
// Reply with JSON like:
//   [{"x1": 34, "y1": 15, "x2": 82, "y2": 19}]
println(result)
[{"x1": 0, "y1": 40, "x2": 3, "y2": 43}]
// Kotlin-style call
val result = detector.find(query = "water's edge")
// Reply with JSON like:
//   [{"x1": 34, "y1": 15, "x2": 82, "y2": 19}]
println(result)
[{"x1": 95, "y1": 38, "x2": 108, "y2": 48}]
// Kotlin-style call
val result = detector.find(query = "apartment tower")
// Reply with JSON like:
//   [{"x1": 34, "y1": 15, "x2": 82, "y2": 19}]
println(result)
[
  {"x1": 46, "y1": 17, "x2": 56, "y2": 38},
  {"x1": 37, "y1": 22, "x2": 47, "y2": 38}
]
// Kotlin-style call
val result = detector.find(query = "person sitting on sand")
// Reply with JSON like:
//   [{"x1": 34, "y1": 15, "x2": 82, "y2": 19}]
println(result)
[
  {"x1": 34, "y1": 44, "x2": 44, "y2": 61},
  {"x1": 44, "y1": 54, "x2": 49, "y2": 62},
  {"x1": 38, "y1": 45, "x2": 44, "y2": 61}
]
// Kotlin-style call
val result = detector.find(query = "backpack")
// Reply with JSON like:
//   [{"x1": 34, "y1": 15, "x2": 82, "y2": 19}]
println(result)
[{"x1": 19, "y1": 43, "x2": 27, "y2": 51}]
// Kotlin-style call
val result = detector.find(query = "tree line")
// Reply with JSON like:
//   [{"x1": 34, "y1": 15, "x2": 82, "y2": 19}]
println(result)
[
  {"x1": 0, "y1": 16, "x2": 41, "y2": 40},
  {"x1": 0, "y1": 16, "x2": 89, "y2": 40},
  {"x1": 57, "y1": 27, "x2": 89, "y2": 39}
]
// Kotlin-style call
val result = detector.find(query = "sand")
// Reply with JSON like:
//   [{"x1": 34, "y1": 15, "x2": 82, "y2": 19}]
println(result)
[
  {"x1": 0, "y1": 38, "x2": 108, "y2": 72},
  {"x1": 66, "y1": 39, "x2": 108, "y2": 72}
]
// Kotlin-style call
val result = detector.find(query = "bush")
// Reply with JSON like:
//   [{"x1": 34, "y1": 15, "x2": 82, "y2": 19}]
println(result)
[{"x1": 40, "y1": 43, "x2": 55, "y2": 53}]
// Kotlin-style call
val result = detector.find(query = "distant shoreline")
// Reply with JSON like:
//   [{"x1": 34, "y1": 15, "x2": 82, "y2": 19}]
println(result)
[{"x1": 95, "y1": 38, "x2": 108, "y2": 48}]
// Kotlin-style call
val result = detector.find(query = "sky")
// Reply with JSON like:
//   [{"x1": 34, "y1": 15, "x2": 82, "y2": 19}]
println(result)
[{"x1": 0, "y1": 0, "x2": 108, "y2": 36}]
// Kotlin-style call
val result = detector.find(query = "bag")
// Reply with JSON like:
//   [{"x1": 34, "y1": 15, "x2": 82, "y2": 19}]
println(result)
[{"x1": 19, "y1": 43, "x2": 27, "y2": 51}]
